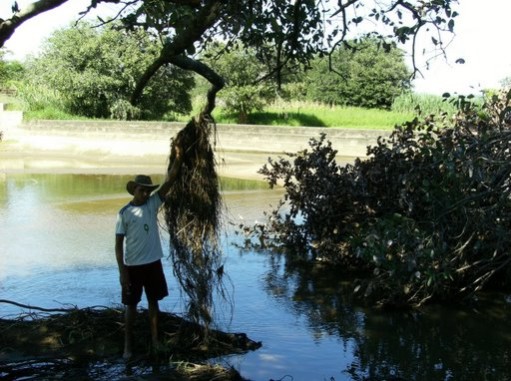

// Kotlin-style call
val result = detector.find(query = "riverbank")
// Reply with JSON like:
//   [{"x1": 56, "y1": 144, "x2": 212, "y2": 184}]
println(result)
[
  {"x1": 0, "y1": 303, "x2": 260, "y2": 381},
  {"x1": 0, "y1": 139, "x2": 271, "y2": 180},
  {"x1": 0, "y1": 119, "x2": 388, "y2": 179}
]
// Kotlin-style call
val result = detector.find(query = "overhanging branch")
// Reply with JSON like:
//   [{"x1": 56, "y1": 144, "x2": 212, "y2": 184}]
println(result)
[
  {"x1": 169, "y1": 55, "x2": 224, "y2": 115},
  {"x1": 130, "y1": 0, "x2": 225, "y2": 114},
  {"x1": 0, "y1": 0, "x2": 69, "y2": 47}
]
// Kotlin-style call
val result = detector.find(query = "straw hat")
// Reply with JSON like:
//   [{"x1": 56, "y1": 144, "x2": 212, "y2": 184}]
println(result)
[{"x1": 126, "y1": 175, "x2": 159, "y2": 195}]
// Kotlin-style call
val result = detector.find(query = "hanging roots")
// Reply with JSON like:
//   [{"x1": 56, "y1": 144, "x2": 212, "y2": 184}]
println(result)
[{"x1": 164, "y1": 114, "x2": 226, "y2": 336}]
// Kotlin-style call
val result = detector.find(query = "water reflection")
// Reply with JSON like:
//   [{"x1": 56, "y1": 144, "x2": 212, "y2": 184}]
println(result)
[
  {"x1": 260, "y1": 258, "x2": 511, "y2": 380},
  {"x1": 0, "y1": 174, "x2": 272, "y2": 278},
  {"x1": 0, "y1": 175, "x2": 122, "y2": 277},
  {"x1": 1, "y1": 173, "x2": 511, "y2": 380}
]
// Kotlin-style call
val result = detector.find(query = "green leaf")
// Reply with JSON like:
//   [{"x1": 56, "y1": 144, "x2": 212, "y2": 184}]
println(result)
[{"x1": 448, "y1": 19, "x2": 455, "y2": 32}]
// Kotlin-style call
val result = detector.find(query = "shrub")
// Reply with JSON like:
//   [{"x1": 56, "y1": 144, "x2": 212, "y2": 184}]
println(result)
[{"x1": 242, "y1": 89, "x2": 511, "y2": 307}]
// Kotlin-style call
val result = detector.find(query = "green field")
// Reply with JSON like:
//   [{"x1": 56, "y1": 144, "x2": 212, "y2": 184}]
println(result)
[
  {"x1": 6, "y1": 92, "x2": 470, "y2": 130},
  {"x1": 211, "y1": 101, "x2": 414, "y2": 129},
  {"x1": 197, "y1": 94, "x2": 464, "y2": 130}
]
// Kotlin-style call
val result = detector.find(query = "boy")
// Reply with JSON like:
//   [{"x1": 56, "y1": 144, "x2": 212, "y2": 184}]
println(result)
[{"x1": 115, "y1": 146, "x2": 182, "y2": 360}]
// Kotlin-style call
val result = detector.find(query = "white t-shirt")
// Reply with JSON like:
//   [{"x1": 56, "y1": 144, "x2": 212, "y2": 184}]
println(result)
[{"x1": 115, "y1": 192, "x2": 165, "y2": 266}]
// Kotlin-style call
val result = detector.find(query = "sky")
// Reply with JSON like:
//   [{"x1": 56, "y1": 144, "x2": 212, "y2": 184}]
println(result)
[{"x1": 1, "y1": 0, "x2": 510, "y2": 95}]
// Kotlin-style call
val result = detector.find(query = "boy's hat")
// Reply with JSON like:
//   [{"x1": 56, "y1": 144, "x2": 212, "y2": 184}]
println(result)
[{"x1": 126, "y1": 175, "x2": 159, "y2": 195}]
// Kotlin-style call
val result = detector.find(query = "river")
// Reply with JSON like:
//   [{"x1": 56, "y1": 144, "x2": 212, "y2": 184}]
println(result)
[{"x1": 1, "y1": 173, "x2": 511, "y2": 381}]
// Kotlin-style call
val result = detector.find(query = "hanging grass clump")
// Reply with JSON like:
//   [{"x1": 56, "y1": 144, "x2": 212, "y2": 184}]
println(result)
[{"x1": 164, "y1": 113, "x2": 226, "y2": 336}]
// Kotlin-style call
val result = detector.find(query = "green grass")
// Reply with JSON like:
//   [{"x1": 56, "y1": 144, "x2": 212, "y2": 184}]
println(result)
[
  {"x1": 392, "y1": 93, "x2": 460, "y2": 116},
  {"x1": 7, "y1": 92, "x2": 470, "y2": 130},
  {"x1": 210, "y1": 100, "x2": 414, "y2": 129},
  {"x1": 24, "y1": 108, "x2": 88, "y2": 121}
]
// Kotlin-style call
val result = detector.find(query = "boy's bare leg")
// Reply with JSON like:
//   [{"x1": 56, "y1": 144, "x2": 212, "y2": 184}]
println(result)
[
  {"x1": 148, "y1": 300, "x2": 160, "y2": 352},
  {"x1": 124, "y1": 304, "x2": 137, "y2": 360}
]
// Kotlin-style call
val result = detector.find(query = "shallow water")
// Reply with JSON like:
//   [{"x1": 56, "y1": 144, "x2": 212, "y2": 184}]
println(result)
[{"x1": 1, "y1": 174, "x2": 511, "y2": 381}]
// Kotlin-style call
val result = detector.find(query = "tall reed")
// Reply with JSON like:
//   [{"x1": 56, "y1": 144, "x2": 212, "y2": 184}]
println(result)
[{"x1": 391, "y1": 93, "x2": 459, "y2": 116}]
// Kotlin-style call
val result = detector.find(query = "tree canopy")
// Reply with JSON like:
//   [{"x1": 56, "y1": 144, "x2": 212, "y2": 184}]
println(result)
[
  {"x1": 198, "y1": 42, "x2": 277, "y2": 123},
  {"x1": 23, "y1": 22, "x2": 193, "y2": 119},
  {"x1": 0, "y1": 49, "x2": 23, "y2": 85},
  {"x1": 304, "y1": 38, "x2": 412, "y2": 109},
  {"x1": 0, "y1": 0, "x2": 459, "y2": 115}
]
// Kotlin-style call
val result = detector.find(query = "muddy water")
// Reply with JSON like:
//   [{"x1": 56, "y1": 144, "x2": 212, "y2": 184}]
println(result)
[{"x1": 1, "y1": 173, "x2": 511, "y2": 381}]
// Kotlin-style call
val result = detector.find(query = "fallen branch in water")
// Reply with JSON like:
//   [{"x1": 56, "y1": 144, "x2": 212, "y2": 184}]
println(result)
[{"x1": 0, "y1": 299, "x2": 77, "y2": 313}]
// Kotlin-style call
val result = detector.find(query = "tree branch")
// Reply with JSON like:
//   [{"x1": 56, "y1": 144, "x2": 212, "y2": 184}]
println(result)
[
  {"x1": 170, "y1": 55, "x2": 224, "y2": 115},
  {"x1": 131, "y1": 0, "x2": 224, "y2": 114},
  {"x1": 0, "y1": 299, "x2": 75, "y2": 313},
  {"x1": 0, "y1": 0, "x2": 69, "y2": 47}
]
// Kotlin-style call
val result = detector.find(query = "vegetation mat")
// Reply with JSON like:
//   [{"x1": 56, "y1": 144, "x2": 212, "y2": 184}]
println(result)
[
  {"x1": 164, "y1": 114, "x2": 228, "y2": 337},
  {"x1": 0, "y1": 301, "x2": 260, "y2": 380}
]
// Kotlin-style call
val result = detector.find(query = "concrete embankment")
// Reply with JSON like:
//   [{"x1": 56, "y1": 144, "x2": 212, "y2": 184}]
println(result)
[{"x1": 1, "y1": 119, "x2": 390, "y2": 179}]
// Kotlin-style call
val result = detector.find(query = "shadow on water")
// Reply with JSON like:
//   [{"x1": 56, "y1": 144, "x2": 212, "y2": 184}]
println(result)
[{"x1": 257, "y1": 253, "x2": 511, "y2": 381}]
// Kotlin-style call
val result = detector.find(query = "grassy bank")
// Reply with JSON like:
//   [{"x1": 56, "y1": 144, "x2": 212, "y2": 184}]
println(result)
[
  {"x1": 8, "y1": 92, "x2": 466, "y2": 130},
  {"x1": 211, "y1": 101, "x2": 415, "y2": 129},
  {"x1": 193, "y1": 94, "x2": 462, "y2": 129}
]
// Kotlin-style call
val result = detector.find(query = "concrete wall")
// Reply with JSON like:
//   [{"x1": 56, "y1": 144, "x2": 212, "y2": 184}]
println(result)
[
  {"x1": 2, "y1": 118, "x2": 391, "y2": 178},
  {"x1": 17, "y1": 119, "x2": 389, "y2": 158}
]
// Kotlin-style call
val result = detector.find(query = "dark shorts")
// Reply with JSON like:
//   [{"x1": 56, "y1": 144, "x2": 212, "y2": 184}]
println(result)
[{"x1": 122, "y1": 259, "x2": 168, "y2": 306}]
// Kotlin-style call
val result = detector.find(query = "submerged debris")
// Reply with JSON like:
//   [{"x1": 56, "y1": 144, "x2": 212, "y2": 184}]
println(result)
[
  {"x1": 164, "y1": 114, "x2": 228, "y2": 335},
  {"x1": 0, "y1": 302, "x2": 260, "y2": 380}
]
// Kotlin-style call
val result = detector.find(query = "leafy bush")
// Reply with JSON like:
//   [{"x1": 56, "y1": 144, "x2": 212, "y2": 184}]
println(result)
[
  {"x1": 12, "y1": 81, "x2": 66, "y2": 113},
  {"x1": 0, "y1": 50, "x2": 24, "y2": 85},
  {"x1": 304, "y1": 38, "x2": 411, "y2": 109},
  {"x1": 242, "y1": 89, "x2": 511, "y2": 307},
  {"x1": 24, "y1": 22, "x2": 193, "y2": 120},
  {"x1": 109, "y1": 99, "x2": 141, "y2": 120},
  {"x1": 198, "y1": 42, "x2": 276, "y2": 123}
]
